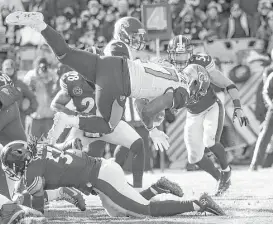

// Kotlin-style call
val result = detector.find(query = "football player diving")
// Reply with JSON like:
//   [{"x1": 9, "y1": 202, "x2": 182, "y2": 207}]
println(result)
[
  {"x1": 135, "y1": 35, "x2": 249, "y2": 196},
  {"x1": 0, "y1": 139, "x2": 226, "y2": 218},
  {"x1": 50, "y1": 46, "x2": 181, "y2": 196},
  {"x1": 5, "y1": 11, "x2": 181, "y2": 177}
]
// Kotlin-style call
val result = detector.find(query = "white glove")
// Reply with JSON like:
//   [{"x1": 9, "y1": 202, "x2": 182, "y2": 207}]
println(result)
[
  {"x1": 12, "y1": 193, "x2": 24, "y2": 204},
  {"x1": 149, "y1": 128, "x2": 170, "y2": 152}
]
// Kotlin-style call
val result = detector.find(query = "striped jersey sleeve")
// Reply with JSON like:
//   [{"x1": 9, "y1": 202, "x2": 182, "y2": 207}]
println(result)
[
  {"x1": 26, "y1": 176, "x2": 44, "y2": 195},
  {"x1": 59, "y1": 74, "x2": 68, "y2": 93}
]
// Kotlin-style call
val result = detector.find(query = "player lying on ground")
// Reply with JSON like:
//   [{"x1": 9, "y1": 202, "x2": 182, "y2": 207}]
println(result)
[
  {"x1": 0, "y1": 71, "x2": 86, "y2": 215},
  {"x1": 0, "y1": 139, "x2": 225, "y2": 217},
  {"x1": 6, "y1": 11, "x2": 179, "y2": 153},
  {"x1": 135, "y1": 39, "x2": 249, "y2": 196},
  {"x1": 50, "y1": 45, "x2": 146, "y2": 189},
  {"x1": 0, "y1": 193, "x2": 46, "y2": 224}
]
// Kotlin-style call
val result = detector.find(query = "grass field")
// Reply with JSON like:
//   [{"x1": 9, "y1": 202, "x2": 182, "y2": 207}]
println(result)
[{"x1": 43, "y1": 167, "x2": 273, "y2": 224}]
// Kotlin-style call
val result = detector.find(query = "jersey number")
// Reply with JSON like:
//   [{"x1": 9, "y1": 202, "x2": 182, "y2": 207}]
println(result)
[
  {"x1": 142, "y1": 62, "x2": 179, "y2": 82},
  {"x1": 47, "y1": 146, "x2": 73, "y2": 165},
  {"x1": 195, "y1": 55, "x2": 210, "y2": 62},
  {"x1": 81, "y1": 97, "x2": 95, "y2": 113}
]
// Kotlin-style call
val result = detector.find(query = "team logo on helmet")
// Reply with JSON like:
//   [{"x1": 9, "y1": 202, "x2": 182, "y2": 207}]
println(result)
[
  {"x1": 176, "y1": 42, "x2": 186, "y2": 52},
  {"x1": 73, "y1": 86, "x2": 83, "y2": 96},
  {"x1": 198, "y1": 71, "x2": 209, "y2": 82}
]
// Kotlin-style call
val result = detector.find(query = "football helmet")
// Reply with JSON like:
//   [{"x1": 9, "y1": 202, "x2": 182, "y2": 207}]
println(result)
[
  {"x1": 167, "y1": 35, "x2": 193, "y2": 71},
  {"x1": 182, "y1": 64, "x2": 210, "y2": 103},
  {"x1": 103, "y1": 40, "x2": 131, "y2": 58},
  {"x1": 0, "y1": 140, "x2": 33, "y2": 181},
  {"x1": 113, "y1": 17, "x2": 147, "y2": 51}
]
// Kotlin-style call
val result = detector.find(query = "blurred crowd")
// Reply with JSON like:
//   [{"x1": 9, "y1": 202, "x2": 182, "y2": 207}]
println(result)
[{"x1": 0, "y1": 0, "x2": 273, "y2": 52}]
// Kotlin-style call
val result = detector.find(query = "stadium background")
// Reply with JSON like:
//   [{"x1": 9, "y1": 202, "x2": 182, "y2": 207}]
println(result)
[{"x1": 0, "y1": 0, "x2": 271, "y2": 171}]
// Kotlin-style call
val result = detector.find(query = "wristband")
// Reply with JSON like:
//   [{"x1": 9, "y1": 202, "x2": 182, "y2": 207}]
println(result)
[
  {"x1": 147, "y1": 126, "x2": 155, "y2": 132},
  {"x1": 233, "y1": 99, "x2": 241, "y2": 109}
]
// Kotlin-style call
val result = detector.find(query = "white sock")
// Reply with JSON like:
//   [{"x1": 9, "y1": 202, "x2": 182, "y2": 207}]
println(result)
[
  {"x1": 0, "y1": 194, "x2": 10, "y2": 208},
  {"x1": 222, "y1": 166, "x2": 231, "y2": 172},
  {"x1": 70, "y1": 115, "x2": 80, "y2": 129},
  {"x1": 45, "y1": 189, "x2": 62, "y2": 202},
  {"x1": 193, "y1": 201, "x2": 201, "y2": 211}
]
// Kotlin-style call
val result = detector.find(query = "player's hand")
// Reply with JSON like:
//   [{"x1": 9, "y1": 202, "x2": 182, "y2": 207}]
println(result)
[
  {"x1": 232, "y1": 108, "x2": 249, "y2": 127},
  {"x1": 12, "y1": 193, "x2": 24, "y2": 204},
  {"x1": 149, "y1": 128, "x2": 170, "y2": 152}
]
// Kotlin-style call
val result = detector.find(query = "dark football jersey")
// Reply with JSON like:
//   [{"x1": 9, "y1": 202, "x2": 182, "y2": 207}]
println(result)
[
  {"x1": 188, "y1": 54, "x2": 215, "y2": 72},
  {"x1": 0, "y1": 72, "x2": 13, "y2": 87},
  {"x1": 25, "y1": 145, "x2": 101, "y2": 193},
  {"x1": 60, "y1": 71, "x2": 96, "y2": 114},
  {"x1": 173, "y1": 54, "x2": 218, "y2": 114}
]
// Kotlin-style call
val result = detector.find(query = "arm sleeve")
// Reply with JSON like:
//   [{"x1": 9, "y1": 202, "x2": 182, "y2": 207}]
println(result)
[
  {"x1": 134, "y1": 90, "x2": 176, "y2": 130},
  {"x1": 205, "y1": 57, "x2": 216, "y2": 73},
  {"x1": 59, "y1": 74, "x2": 69, "y2": 94},
  {"x1": 172, "y1": 87, "x2": 188, "y2": 109},
  {"x1": 263, "y1": 73, "x2": 273, "y2": 106}
]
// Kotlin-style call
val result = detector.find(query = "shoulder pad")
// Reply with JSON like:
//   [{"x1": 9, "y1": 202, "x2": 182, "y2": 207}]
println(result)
[
  {"x1": 189, "y1": 54, "x2": 215, "y2": 72},
  {"x1": 104, "y1": 40, "x2": 130, "y2": 58}
]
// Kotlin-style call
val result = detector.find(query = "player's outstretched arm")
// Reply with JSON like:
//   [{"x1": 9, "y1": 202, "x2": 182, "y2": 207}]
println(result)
[
  {"x1": 262, "y1": 72, "x2": 273, "y2": 108},
  {"x1": 135, "y1": 92, "x2": 173, "y2": 130},
  {"x1": 210, "y1": 69, "x2": 249, "y2": 126}
]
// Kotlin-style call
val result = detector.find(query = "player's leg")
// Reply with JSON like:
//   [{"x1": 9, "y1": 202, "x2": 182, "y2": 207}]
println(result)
[
  {"x1": 62, "y1": 127, "x2": 93, "y2": 149},
  {"x1": 6, "y1": 11, "x2": 98, "y2": 83},
  {"x1": 93, "y1": 159, "x2": 225, "y2": 217},
  {"x1": 44, "y1": 187, "x2": 86, "y2": 211},
  {"x1": 0, "y1": 193, "x2": 45, "y2": 224},
  {"x1": 184, "y1": 111, "x2": 220, "y2": 181},
  {"x1": 250, "y1": 107, "x2": 273, "y2": 170},
  {"x1": 102, "y1": 120, "x2": 144, "y2": 188},
  {"x1": 85, "y1": 140, "x2": 106, "y2": 157},
  {"x1": 203, "y1": 101, "x2": 230, "y2": 196}
]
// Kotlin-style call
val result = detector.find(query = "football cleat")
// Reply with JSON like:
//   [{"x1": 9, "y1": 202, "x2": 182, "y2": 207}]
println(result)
[
  {"x1": 0, "y1": 201, "x2": 44, "y2": 224},
  {"x1": 5, "y1": 11, "x2": 44, "y2": 28},
  {"x1": 196, "y1": 193, "x2": 226, "y2": 216},
  {"x1": 151, "y1": 177, "x2": 184, "y2": 197},
  {"x1": 215, "y1": 169, "x2": 231, "y2": 197},
  {"x1": 59, "y1": 187, "x2": 86, "y2": 211}
]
